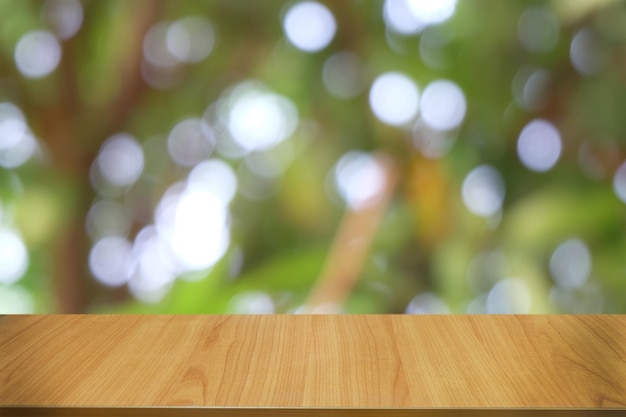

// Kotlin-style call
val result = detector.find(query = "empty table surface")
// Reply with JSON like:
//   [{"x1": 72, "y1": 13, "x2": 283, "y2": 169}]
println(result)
[{"x1": 1, "y1": 315, "x2": 625, "y2": 416}]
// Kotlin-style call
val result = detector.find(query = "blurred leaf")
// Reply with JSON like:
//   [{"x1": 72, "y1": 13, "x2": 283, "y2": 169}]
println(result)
[{"x1": 502, "y1": 186, "x2": 624, "y2": 253}]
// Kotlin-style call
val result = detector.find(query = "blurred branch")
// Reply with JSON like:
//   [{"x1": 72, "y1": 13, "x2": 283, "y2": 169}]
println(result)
[
  {"x1": 304, "y1": 153, "x2": 398, "y2": 312},
  {"x1": 51, "y1": 1, "x2": 162, "y2": 312},
  {"x1": 100, "y1": 1, "x2": 162, "y2": 140}
]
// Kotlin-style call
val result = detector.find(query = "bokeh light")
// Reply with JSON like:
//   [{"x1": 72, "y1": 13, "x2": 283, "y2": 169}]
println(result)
[
  {"x1": 0, "y1": 285, "x2": 35, "y2": 314},
  {"x1": 486, "y1": 278, "x2": 532, "y2": 314},
  {"x1": 166, "y1": 17, "x2": 215, "y2": 63},
  {"x1": 384, "y1": 0, "x2": 457, "y2": 33},
  {"x1": 42, "y1": 0, "x2": 83, "y2": 40},
  {"x1": 167, "y1": 118, "x2": 216, "y2": 167},
  {"x1": 420, "y1": 79, "x2": 466, "y2": 131},
  {"x1": 461, "y1": 165, "x2": 505, "y2": 218},
  {"x1": 89, "y1": 236, "x2": 133, "y2": 287},
  {"x1": 517, "y1": 6, "x2": 559, "y2": 53},
  {"x1": 0, "y1": 131, "x2": 37, "y2": 169},
  {"x1": 0, "y1": 103, "x2": 27, "y2": 150},
  {"x1": 230, "y1": 291, "x2": 275, "y2": 314},
  {"x1": 334, "y1": 152, "x2": 386, "y2": 209},
  {"x1": 5, "y1": 1, "x2": 626, "y2": 315},
  {"x1": 169, "y1": 189, "x2": 230, "y2": 271},
  {"x1": 517, "y1": 119, "x2": 562, "y2": 172},
  {"x1": 0, "y1": 229, "x2": 29, "y2": 285},
  {"x1": 14, "y1": 31, "x2": 61, "y2": 79},
  {"x1": 570, "y1": 29, "x2": 606, "y2": 76},
  {"x1": 187, "y1": 159, "x2": 237, "y2": 205},
  {"x1": 512, "y1": 67, "x2": 550, "y2": 111},
  {"x1": 369, "y1": 72, "x2": 419, "y2": 126},
  {"x1": 549, "y1": 238, "x2": 591, "y2": 289},
  {"x1": 406, "y1": 292, "x2": 450, "y2": 314},
  {"x1": 225, "y1": 82, "x2": 298, "y2": 152},
  {"x1": 613, "y1": 161, "x2": 626, "y2": 203},
  {"x1": 384, "y1": 0, "x2": 425, "y2": 35},
  {"x1": 155, "y1": 182, "x2": 230, "y2": 273},
  {"x1": 96, "y1": 134, "x2": 145, "y2": 187},
  {"x1": 144, "y1": 22, "x2": 179, "y2": 69},
  {"x1": 408, "y1": 0, "x2": 457, "y2": 26},
  {"x1": 129, "y1": 226, "x2": 178, "y2": 302},
  {"x1": 0, "y1": 103, "x2": 37, "y2": 168},
  {"x1": 283, "y1": 1, "x2": 336, "y2": 52}
]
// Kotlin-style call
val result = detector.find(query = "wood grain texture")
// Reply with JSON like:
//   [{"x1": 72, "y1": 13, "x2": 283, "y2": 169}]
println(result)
[
  {"x1": 0, "y1": 315, "x2": 625, "y2": 415},
  {"x1": 1, "y1": 408, "x2": 626, "y2": 417}
]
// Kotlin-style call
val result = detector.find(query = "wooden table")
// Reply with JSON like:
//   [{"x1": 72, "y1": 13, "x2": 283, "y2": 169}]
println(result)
[{"x1": 1, "y1": 315, "x2": 625, "y2": 416}]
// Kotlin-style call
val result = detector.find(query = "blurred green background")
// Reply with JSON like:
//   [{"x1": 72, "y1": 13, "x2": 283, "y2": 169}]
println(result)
[{"x1": 1, "y1": 0, "x2": 626, "y2": 314}]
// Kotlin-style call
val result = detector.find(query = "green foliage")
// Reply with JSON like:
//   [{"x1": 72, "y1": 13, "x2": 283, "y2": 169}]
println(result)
[{"x1": 1, "y1": 0, "x2": 626, "y2": 314}]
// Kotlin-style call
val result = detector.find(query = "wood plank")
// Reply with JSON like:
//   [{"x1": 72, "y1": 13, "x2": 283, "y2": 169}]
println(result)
[
  {"x1": 0, "y1": 315, "x2": 625, "y2": 416},
  {"x1": 1, "y1": 408, "x2": 626, "y2": 417}
]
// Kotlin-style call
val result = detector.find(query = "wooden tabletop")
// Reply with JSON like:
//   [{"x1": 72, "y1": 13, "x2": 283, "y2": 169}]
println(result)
[{"x1": 1, "y1": 315, "x2": 625, "y2": 416}]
